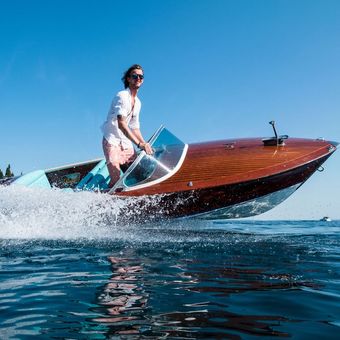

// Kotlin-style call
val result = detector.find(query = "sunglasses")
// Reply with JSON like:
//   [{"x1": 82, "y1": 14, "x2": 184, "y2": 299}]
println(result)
[{"x1": 130, "y1": 74, "x2": 144, "y2": 80}]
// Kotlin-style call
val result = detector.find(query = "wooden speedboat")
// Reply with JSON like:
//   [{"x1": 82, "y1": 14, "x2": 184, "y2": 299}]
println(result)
[{"x1": 6, "y1": 123, "x2": 338, "y2": 220}]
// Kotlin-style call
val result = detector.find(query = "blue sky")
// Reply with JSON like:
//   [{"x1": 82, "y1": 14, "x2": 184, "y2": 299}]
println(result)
[{"x1": 1, "y1": 0, "x2": 339, "y2": 219}]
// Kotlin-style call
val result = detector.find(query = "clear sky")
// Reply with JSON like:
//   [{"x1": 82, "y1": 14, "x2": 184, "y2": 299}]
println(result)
[{"x1": 1, "y1": 0, "x2": 339, "y2": 219}]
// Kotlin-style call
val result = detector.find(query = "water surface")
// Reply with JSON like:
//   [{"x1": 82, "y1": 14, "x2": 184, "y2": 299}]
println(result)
[{"x1": 0, "y1": 186, "x2": 339, "y2": 339}]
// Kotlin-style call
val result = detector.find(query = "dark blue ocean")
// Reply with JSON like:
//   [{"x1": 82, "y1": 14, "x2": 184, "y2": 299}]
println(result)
[{"x1": 0, "y1": 186, "x2": 339, "y2": 339}]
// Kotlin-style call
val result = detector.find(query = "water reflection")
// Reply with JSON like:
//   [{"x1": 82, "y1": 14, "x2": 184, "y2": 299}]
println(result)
[
  {"x1": 91, "y1": 244, "x2": 318, "y2": 338},
  {"x1": 93, "y1": 256, "x2": 149, "y2": 336},
  {"x1": 156, "y1": 307, "x2": 289, "y2": 338},
  {"x1": 186, "y1": 265, "x2": 316, "y2": 295},
  {"x1": 151, "y1": 264, "x2": 305, "y2": 338}
]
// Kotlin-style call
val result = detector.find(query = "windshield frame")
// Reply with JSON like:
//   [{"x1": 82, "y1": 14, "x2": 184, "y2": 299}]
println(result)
[{"x1": 110, "y1": 126, "x2": 188, "y2": 193}]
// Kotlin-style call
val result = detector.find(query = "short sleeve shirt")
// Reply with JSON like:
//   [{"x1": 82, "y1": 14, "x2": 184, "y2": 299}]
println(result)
[{"x1": 101, "y1": 88, "x2": 141, "y2": 148}]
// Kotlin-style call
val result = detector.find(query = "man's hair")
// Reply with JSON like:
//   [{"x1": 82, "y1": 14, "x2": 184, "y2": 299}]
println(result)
[{"x1": 122, "y1": 64, "x2": 144, "y2": 88}]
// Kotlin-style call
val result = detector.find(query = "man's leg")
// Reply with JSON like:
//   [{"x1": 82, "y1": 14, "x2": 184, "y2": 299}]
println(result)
[
  {"x1": 102, "y1": 139, "x2": 121, "y2": 187},
  {"x1": 120, "y1": 148, "x2": 137, "y2": 172}
]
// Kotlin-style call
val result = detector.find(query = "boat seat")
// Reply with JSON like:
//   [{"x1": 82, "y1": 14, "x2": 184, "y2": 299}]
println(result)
[
  {"x1": 76, "y1": 159, "x2": 110, "y2": 191},
  {"x1": 12, "y1": 170, "x2": 52, "y2": 189}
]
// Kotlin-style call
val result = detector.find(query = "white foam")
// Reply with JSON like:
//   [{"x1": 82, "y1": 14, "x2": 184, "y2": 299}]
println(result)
[
  {"x1": 0, "y1": 185, "x2": 222, "y2": 243},
  {"x1": 0, "y1": 185, "x2": 136, "y2": 240}
]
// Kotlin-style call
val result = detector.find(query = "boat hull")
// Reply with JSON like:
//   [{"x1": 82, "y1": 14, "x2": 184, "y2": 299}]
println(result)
[{"x1": 121, "y1": 152, "x2": 331, "y2": 220}]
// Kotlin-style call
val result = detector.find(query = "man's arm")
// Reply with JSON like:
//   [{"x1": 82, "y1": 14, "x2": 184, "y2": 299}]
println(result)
[
  {"x1": 117, "y1": 116, "x2": 139, "y2": 145},
  {"x1": 132, "y1": 128, "x2": 153, "y2": 155},
  {"x1": 118, "y1": 116, "x2": 153, "y2": 154}
]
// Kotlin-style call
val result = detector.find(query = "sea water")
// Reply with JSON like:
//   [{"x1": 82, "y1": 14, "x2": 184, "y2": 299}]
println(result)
[{"x1": 0, "y1": 186, "x2": 339, "y2": 339}]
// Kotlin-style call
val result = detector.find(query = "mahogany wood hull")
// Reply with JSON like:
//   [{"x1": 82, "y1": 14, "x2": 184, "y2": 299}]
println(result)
[
  {"x1": 129, "y1": 153, "x2": 330, "y2": 219},
  {"x1": 114, "y1": 137, "x2": 337, "y2": 220}
]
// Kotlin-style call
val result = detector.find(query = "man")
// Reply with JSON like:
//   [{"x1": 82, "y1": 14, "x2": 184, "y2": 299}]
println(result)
[{"x1": 101, "y1": 64, "x2": 153, "y2": 187}]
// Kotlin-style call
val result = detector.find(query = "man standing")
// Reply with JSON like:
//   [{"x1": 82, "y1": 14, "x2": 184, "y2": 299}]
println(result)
[{"x1": 101, "y1": 64, "x2": 153, "y2": 187}]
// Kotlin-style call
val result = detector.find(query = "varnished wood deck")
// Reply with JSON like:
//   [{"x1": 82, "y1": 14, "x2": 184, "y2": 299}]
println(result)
[{"x1": 118, "y1": 137, "x2": 334, "y2": 197}]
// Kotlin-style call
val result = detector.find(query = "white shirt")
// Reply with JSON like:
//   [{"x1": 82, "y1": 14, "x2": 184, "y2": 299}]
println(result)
[{"x1": 101, "y1": 88, "x2": 141, "y2": 148}]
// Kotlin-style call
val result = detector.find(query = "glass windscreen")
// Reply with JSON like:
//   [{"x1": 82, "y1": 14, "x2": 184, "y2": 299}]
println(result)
[{"x1": 123, "y1": 127, "x2": 186, "y2": 188}]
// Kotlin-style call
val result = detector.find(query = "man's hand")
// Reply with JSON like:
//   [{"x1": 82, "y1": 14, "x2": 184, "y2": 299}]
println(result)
[{"x1": 140, "y1": 142, "x2": 153, "y2": 155}]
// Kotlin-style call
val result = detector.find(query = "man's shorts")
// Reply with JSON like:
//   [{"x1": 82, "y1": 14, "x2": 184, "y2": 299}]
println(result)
[{"x1": 102, "y1": 139, "x2": 136, "y2": 168}]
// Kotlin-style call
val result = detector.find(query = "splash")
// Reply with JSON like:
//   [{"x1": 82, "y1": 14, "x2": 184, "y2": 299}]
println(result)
[
  {"x1": 0, "y1": 185, "x2": 144, "y2": 240},
  {"x1": 0, "y1": 185, "x2": 216, "y2": 242}
]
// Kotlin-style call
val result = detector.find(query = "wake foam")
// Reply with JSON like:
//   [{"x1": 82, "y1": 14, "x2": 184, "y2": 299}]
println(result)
[
  {"x1": 0, "y1": 186, "x2": 219, "y2": 242},
  {"x1": 0, "y1": 185, "x2": 145, "y2": 240}
]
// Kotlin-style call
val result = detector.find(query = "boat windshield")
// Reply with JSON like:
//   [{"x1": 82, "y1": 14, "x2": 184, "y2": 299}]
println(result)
[{"x1": 111, "y1": 127, "x2": 187, "y2": 192}]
